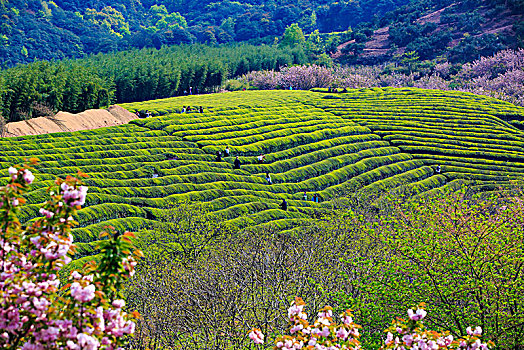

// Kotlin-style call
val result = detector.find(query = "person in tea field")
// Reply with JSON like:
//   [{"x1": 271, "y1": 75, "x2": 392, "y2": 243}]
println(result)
[
  {"x1": 313, "y1": 193, "x2": 319, "y2": 203},
  {"x1": 258, "y1": 154, "x2": 265, "y2": 163},
  {"x1": 216, "y1": 151, "x2": 222, "y2": 162},
  {"x1": 225, "y1": 145, "x2": 230, "y2": 157},
  {"x1": 266, "y1": 173, "x2": 272, "y2": 185},
  {"x1": 280, "y1": 198, "x2": 288, "y2": 211},
  {"x1": 436, "y1": 164, "x2": 441, "y2": 173},
  {"x1": 303, "y1": 191, "x2": 307, "y2": 201},
  {"x1": 199, "y1": 106, "x2": 204, "y2": 113},
  {"x1": 234, "y1": 156, "x2": 241, "y2": 169},
  {"x1": 181, "y1": 106, "x2": 186, "y2": 113}
]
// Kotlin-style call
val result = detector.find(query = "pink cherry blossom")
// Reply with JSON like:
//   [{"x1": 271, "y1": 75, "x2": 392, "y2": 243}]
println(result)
[
  {"x1": 70, "y1": 282, "x2": 96, "y2": 302},
  {"x1": 112, "y1": 299, "x2": 125, "y2": 309},
  {"x1": 407, "y1": 308, "x2": 427, "y2": 321},
  {"x1": 249, "y1": 328, "x2": 264, "y2": 344},
  {"x1": 336, "y1": 327, "x2": 349, "y2": 340},
  {"x1": 23, "y1": 169, "x2": 35, "y2": 184},
  {"x1": 467, "y1": 326, "x2": 482, "y2": 336}
]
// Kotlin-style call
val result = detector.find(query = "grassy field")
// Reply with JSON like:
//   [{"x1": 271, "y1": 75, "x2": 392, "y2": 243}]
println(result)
[{"x1": 2, "y1": 88, "x2": 524, "y2": 262}]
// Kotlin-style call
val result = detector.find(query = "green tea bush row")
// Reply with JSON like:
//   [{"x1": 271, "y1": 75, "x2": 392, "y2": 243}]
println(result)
[
  {"x1": 241, "y1": 142, "x2": 393, "y2": 174},
  {"x1": 415, "y1": 155, "x2": 524, "y2": 172},
  {"x1": 322, "y1": 160, "x2": 428, "y2": 197},
  {"x1": 0, "y1": 139, "x2": 196, "y2": 159},
  {"x1": 196, "y1": 121, "x2": 356, "y2": 148},
  {"x1": 202, "y1": 125, "x2": 369, "y2": 155},
  {"x1": 72, "y1": 217, "x2": 158, "y2": 243},
  {"x1": 270, "y1": 150, "x2": 407, "y2": 184},
  {"x1": 224, "y1": 209, "x2": 309, "y2": 229},
  {"x1": 382, "y1": 130, "x2": 524, "y2": 148},
  {"x1": 168, "y1": 113, "x2": 330, "y2": 138},
  {"x1": 387, "y1": 135, "x2": 524, "y2": 154},
  {"x1": 183, "y1": 117, "x2": 348, "y2": 143},
  {"x1": 236, "y1": 136, "x2": 385, "y2": 167},
  {"x1": 401, "y1": 145, "x2": 524, "y2": 162}
]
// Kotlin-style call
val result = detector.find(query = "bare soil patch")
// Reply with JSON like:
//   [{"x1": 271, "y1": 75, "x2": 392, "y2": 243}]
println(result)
[{"x1": 3, "y1": 105, "x2": 137, "y2": 137}]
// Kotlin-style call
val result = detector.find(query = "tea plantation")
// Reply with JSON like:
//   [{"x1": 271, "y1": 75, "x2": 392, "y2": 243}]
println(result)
[{"x1": 2, "y1": 88, "x2": 524, "y2": 262}]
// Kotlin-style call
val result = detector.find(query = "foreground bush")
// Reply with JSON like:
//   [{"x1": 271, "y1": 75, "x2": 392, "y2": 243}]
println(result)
[
  {"x1": 0, "y1": 162, "x2": 141, "y2": 349},
  {"x1": 124, "y1": 185, "x2": 524, "y2": 349},
  {"x1": 250, "y1": 298, "x2": 494, "y2": 350}
]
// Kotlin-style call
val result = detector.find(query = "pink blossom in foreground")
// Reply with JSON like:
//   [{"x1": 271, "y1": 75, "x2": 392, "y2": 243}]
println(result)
[
  {"x1": 250, "y1": 299, "x2": 493, "y2": 350},
  {"x1": 23, "y1": 169, "x2": 35, "y2": 184},
  {"x1": 1, "y1": 165, "x2": 139, "y2": 350},
  {"x1": 8, "y1": 166, "x2": 17, "y2": 179},
  {"x1": 249, "y1": 328, "x2": 264, "y2": 344},
  {"x1": 467, "y1": 326, "x2": 482, "y2": 336},
  {"x1": 407, "y1": 308, "x2": 427, "y2": 321},
  {"x1": 61, "y1": 183, "x2": 88, "y2": 207},
  {"x1": 70, "y1": 282, "x2": 96, "y2": 302}
]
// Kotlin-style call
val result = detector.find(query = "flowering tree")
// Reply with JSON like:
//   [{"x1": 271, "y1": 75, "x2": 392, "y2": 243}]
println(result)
[
  {"x1": 250, "y1": 299, "x2": 494, "y2": 350},
  {"x1": 250, "y1": 296, "x2": 361, "y2": 350},
  {"x1": 0, "y1": 160, "x2": 141, "y2": 349},
  {"x1": 238, "y1": 49, "x2": 524, "y2": 107},
  {"x1": 381, "y1": 303, "x2": 494, "y2": 350}
]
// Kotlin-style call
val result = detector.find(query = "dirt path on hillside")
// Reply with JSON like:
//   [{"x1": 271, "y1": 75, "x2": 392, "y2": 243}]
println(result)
[{"x1": 3, "y1": 105, "x2": 137, "y2": 137}]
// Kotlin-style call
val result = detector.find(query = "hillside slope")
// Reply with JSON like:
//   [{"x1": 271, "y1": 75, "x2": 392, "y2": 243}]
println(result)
[
  {"x1": 1, "y1": 89, "x2": 524, "y2": 265},
  {"x1": 0, "y1": 0, "x2": 411, "y2": 67},
  {"x1": 337, "y1": 1, "x2": 524, "y2": 63}
]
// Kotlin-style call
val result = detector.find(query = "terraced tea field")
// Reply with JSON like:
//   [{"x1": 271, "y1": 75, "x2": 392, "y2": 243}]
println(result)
[{"x1": 2, "y1": 88, "x2": 524, "y2": 263}]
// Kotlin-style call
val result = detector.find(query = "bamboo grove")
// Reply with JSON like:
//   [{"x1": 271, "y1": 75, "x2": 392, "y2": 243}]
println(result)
[{"x1": 0, "y1": 44, "x2": 308, "y2": 122}]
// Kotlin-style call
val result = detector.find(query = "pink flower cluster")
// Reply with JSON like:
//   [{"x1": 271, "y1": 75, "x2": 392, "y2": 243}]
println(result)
[
  {"x1": 382, "y1": 305, "x2": 494, "y2": 350},
  {"x1": 61, "y1": 182, "x2": 88, "y2": 207},
  {"x1": 250, "y1": 297, "x2": 361, "y2": 350},
  {"x1": 241, "y1": 64, "x2": 334, "y2": 90},
  {"x1": 0, "y1": 165, "x2": 138, "y2": 350},
  {"x1": 250, "y1": 301, "x2": 494, "y2": 350},
  {"x1": 249, "y1": 329, "x2": 265, "y2": 344},
  {"x1": 30, "y1": 230, "x2": 73, "y2": 265},
  {"x1": 8, "y1": 167, "x2": 34, "y2": 184}
]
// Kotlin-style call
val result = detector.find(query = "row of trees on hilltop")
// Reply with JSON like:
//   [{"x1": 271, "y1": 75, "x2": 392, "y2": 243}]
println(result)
[{"x1": 0, "y1": 44, "x2": 308, "y2": 123}]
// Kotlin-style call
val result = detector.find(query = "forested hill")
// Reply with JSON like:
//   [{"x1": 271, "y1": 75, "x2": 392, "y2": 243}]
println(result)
[
  {"x1": 0, "y1": 0, "x2": 412, "y2": 67},
  {"x1": 1, "y1": 0, "x2": 523, "y2": 67}
]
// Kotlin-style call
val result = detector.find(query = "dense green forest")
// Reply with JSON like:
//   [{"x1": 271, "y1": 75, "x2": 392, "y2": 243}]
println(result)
[
  {"x1": 0, "y1": 0, "x2": 410, "y2": 67},
  {"x1": 1, "y1": 0, "x2": 522, "y2": 67},
  {"x1": 0, "y1": 44, "x2": 307, "y2": 122}
]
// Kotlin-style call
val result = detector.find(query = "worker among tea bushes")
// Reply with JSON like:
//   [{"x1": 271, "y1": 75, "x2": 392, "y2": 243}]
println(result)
[
  {"x1": 234, "y1": 156, "x2": 241, "y2": 169},
  {"x1": 303, "y1": 191, "x2": 307, "y2": 201},
  {"x1": 266, "y1": 173, "x2": 272, "y2": 185},
  {"x1": 280, "y1": 199, "x2": 288, "y2": 211},
  {"x1": 225, "y1": 145, "x2": 230, "y2": 157},
  {"x1": 258, "y1": 154, "x2": 265, "y2": 163},
  {"x1": 216, "y1": 151, "x2": 222, "y2": 162},
  {"x1": 436, "y1": 164, "x2": 441, "y2": 173}
]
